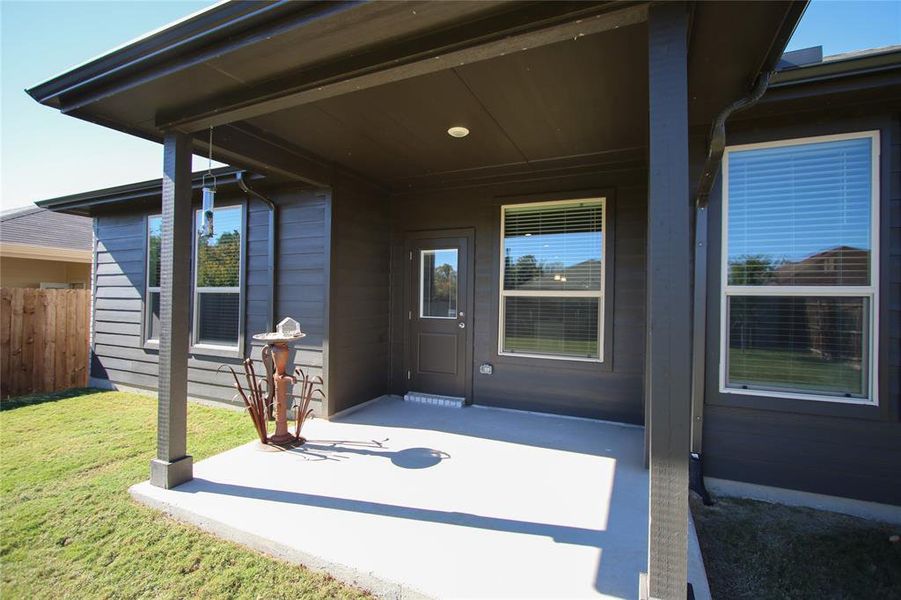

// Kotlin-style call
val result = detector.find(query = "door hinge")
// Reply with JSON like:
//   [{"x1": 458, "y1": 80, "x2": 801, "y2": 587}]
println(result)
[{"x1": 406, "y1": 370, "x2": 411, "y2": 380}]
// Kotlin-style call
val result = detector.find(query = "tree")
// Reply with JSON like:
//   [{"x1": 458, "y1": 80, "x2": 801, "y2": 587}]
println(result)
[
  {"x1": 728, "y1": 254, "x2": 777, "y2": 286},
  {"x1": 197, "y1": 230, "x2": 240, "y2": 287},
  {"x1": 508, "y1": 254, "x2": 541, "y2": 287}
]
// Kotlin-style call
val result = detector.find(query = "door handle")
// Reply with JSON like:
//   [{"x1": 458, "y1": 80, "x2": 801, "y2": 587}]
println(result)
[{"x1": 458, "y1": 322, "x2": 466, "y2": 329}]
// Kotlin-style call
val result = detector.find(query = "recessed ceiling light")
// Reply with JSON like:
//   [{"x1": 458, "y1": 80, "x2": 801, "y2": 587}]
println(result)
[{"x1": 447, "y1": 126, "x2": 470, "y2": 138}]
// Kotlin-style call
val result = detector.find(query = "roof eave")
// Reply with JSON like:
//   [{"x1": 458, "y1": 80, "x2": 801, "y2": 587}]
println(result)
[
  {"x1": 35, "y1": 167, "x2": 259, "y2": 216},
  {"x1": 26, "y1": 0, "x2": 342, "y2": 108},
  {"x1": 756, "y1": 1, "x2": 809, "y2": 78},
  {"x1": 0, "y1": 242, "x2": 93, "y2": 263},
  {"x1": 771, "y1": 47, "x2": 901, "y2": 87}
]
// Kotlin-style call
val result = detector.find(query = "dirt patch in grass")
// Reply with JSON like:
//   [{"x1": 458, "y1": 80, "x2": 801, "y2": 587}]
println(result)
[
  {"x1": 691, "y1": 494, "x2": 901, "y2": 600},
  {"x1": 1, "y1": 390, "x2": 371, "y2": 600}
]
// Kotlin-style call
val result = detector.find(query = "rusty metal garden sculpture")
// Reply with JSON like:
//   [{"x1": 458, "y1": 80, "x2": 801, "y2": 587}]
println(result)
[
  {"x1": 220, "y1": 318, "x2": 324, "y2": 446},
  {"x1": 292, "y1": 367, "x2": 324, "y2": 443}
]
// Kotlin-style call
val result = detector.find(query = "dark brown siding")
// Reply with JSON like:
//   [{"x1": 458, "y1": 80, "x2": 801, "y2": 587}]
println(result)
[
  {"x1": 91, "y1": 187, "x2": 329, "y2": 414},
  {"x1": 389, "y1": 170, "x2": 647, "y2": 423},
  {"x1": 702, "y1": 110, "x2": 901, "y2": 505},
  {"x1": 325, "y1": 178, "x2": 391, "y2": 415}
]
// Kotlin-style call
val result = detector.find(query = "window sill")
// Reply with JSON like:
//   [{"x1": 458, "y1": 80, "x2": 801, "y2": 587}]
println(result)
[
  {"x1": 499, "y1": 350, "x2": 602, "y2": 364},
  {"x1": 494, "y1": 350, "x2": 612, "y2": 372},
  {"x1": 710, "y1": 387, "x2": 881, "y2": 420},
  {"x1": 143, "y1": 341, "x2": 243, "y2": 360},
  {"x1": 190, "y1": 344, "x2": 243, "y2": 360},
  {"x1": 721, "y1": 385, "x2": 875, "y2": 406}
]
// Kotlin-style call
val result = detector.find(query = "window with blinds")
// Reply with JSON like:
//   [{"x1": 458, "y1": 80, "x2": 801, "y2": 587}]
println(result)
[
  {"x1": 722, "y1": 133, "x2": 878, "y2": 403},
  {"x1": 194, "y1": 205, "x2": 243, "y2": 348},
  {"x1": 499, "y1": 198, "x2": 605, "y2": 361},
  {"x1": 145, "y1": 215, "x2": 162, "y2": 343}
]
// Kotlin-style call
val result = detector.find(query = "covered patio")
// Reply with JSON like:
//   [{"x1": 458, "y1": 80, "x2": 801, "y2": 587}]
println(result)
[
  {"x1": 132, "y1": 396, "x2": 709, "y2": 599},
  {"x1": 28, "y1": 2, "x2": 806, "y2": 597}
]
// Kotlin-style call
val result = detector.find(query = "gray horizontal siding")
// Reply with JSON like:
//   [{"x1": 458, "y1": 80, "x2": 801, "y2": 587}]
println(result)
[
  {"x1": 90, "y1": 188, "x2": 329, "y2": 414},
  {"x1": 326, "y1": 179, "x2": 391, "y2": 415}
]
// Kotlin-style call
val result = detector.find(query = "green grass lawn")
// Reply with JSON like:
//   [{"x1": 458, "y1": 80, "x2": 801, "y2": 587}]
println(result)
[
  {"x1": 692, "y1": 495, "x2": 901, "y2": 599},
  {"x1": 0, "y1": 389, "x2": 369, "y2": 600}
]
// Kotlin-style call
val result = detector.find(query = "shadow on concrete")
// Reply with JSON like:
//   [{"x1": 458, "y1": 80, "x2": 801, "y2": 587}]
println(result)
[
  {"x1": 338, "y1": 397, "x2": 643, "y2": 459},
  {"x1": 290, "y1": 440, "x2": 450, "y2": 469},
  {"x1": 180, "y1": 478, "x2": 606, "y2": 547}
]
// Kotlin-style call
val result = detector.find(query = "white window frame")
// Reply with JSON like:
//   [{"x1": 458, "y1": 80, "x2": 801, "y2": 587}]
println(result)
[
  {"x1": 191, "y1": 203, "x2": 245, "y2": 353},
  {"x1": 719, "y1": 131, "x2": 880, "y2": 406},
  {"x1": 498, "y1": 197, "x2": 606, "y2": 363},
  {"x1": 144, "y1": 214, "x2": 161, "y2": 346}
]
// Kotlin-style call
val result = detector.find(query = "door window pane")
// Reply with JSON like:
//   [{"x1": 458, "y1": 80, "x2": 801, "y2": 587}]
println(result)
[
  {"x1": 727, "y1": 296, "x2": 867, "y2": 398},
  {"x1": 503, "y1": 297, "x2": 599, "y2": 359},
  {"x1": 420, "y1": 249, "x2": 457, "y2": 318}
]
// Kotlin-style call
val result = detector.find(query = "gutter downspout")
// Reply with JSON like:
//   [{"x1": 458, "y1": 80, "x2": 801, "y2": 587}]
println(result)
[
  {"x1": 689, "y1": 72, "x2": 771, "y2": 505},
  {"x1": 694, "y1": 72, "x2": 772, "y2": 209},
  {"x1": 237, "y1": 171, "x2": 277, "y2": 333}
]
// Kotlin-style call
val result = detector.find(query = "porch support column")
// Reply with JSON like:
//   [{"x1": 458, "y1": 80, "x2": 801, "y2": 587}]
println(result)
[
  {"x1": 642, "y1": 3, "x2": 691, "y2": 599},
  {"x1": 150, "y1": 132, "x2": 194, "y2": 488}
]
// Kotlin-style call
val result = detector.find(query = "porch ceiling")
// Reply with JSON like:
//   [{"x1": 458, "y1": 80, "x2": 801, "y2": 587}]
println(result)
[
  {"x1": 245, "y1": 22, "x2": 649, "y2": 187},
  {"x1": 28, "y1": 0, "x2": 806, "y2": 191}
]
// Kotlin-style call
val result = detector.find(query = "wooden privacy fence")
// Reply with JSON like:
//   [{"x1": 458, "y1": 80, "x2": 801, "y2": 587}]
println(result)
[{"x1": 0, "y1": 288, "x2": 90, "y2": 398}]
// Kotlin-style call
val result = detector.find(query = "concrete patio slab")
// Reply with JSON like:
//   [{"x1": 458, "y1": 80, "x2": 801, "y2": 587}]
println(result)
[{"x1": 132, "y1": 396, "x2": 709, "y2": 599}]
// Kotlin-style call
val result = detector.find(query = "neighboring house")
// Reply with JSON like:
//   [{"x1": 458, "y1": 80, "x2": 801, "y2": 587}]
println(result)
[
  {"x1": 26, "y1": 1, "x2": 899, "y2": 594},
  {"x1": 0, "y1": 206, "x2": 92, "y2": 288}
]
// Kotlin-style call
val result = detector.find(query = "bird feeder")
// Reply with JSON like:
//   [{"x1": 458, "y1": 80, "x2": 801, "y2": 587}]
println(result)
[
  {"x1": 200, "y1": 173, "x2": 216, "y2": 238},
  {"x1": 200, "y1": 126, "x2": 216, "y2": 238}
]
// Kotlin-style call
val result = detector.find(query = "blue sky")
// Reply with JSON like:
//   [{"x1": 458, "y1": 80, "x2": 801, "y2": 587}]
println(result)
[
  {"x1": 1, "y1": 0, "x2": 899, "y2": 211},
  {"x1": 1, "y1": 0, "x2": 218, "y2": 211}
]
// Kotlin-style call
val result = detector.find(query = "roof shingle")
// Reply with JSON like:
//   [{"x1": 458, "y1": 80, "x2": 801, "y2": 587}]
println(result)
[{"x1": 0, "y1": 206, "x2": 92, "y2": 251}]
